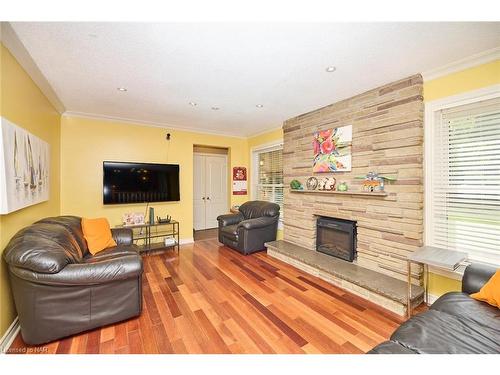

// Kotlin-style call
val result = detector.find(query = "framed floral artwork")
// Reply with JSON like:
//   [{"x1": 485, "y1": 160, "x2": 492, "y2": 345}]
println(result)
[{"x1": 312, "y1": 125, "x2": 352, "y2": 172}]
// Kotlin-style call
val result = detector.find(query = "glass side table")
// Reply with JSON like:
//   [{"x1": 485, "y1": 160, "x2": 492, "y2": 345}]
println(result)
[
  {"x1": 407, "y1": 246, "x2": 467, "y2": 318},
  {"x1": 116, "y1": 221, "x2": 180, "y2": 254}
]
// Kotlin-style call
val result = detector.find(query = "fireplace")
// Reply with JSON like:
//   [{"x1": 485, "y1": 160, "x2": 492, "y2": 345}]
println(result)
[{"x1": 316, "y1": 217, "x2": 357, "y2": 262}]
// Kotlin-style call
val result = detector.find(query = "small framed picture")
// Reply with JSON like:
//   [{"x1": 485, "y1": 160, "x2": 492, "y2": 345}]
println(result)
[{"x1": 122, "y1": 212, "x2": 145, "y2": 226}]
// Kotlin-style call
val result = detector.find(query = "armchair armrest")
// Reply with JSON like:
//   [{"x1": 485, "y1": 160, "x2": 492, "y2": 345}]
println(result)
[
  {"x1": 9, "y1": 255, "x2": 143, "y2": 286},
  {"x1": 238, "y1": 216, "x2": 277, "y2": 230},
  {"x1": 111, "y1": 228, "x2": 133, "y2": 245},
  {"x1": 462, "y1": 263, "x2": 497, "y2": 294},
  {"x1": 217, "y1": 213, "x2": 244, "y2": 226}
]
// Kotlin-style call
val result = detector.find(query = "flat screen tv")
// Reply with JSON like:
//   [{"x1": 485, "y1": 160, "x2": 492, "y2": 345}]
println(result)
[{"x1": 103, "y1": 161, "x2": 180, "y2": 204}]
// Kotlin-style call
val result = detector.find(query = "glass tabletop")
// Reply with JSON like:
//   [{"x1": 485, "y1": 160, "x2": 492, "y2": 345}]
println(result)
[{"x1": 115, "y1": 220, "x2": 178, "y2": 228}]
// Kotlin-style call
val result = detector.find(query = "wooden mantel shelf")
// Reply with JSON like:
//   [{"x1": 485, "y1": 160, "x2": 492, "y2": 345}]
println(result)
[{"x1": 289, "y1": 189, "x2": 387, "y2": 197}]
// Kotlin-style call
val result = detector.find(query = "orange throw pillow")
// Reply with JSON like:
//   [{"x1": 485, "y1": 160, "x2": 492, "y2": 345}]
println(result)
[
  {"x1": 470, "y1": 269, "x2": 500, "y2": 309},
  {"x1": 81, "y1": 217, "x2": 117, "y2": 255}
]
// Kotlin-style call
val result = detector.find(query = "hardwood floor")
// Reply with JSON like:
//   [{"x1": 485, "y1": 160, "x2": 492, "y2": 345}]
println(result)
[
  {"x1": 193, "y1": 228, "x2": 218, "y2": 241},
  {"x1": 9, "y1": 238, "x2": 411, "y2": 354}
]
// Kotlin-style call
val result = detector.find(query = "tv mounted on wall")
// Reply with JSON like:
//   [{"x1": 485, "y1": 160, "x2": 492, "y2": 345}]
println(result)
[{"x1": 103, "y1": 161, "x2": 180, "y2": 204}]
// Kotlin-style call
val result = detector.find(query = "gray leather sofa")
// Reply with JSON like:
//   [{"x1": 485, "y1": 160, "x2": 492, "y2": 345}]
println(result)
[
  {"x1": 369, "y1": 263, "x2": 500, "y2": 354},
  {"x1": 3, "y1": 216, "x2": 143, "y2": 345},
  {"x1": 217, "y1": 201, "x2": 280, "y2": 255}
]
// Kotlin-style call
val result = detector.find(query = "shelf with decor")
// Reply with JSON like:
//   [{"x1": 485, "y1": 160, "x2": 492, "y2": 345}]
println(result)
[
  {"x1": 115, "y1": 220, "x2": 180, "y2": 253},
  {"x1": 289, "y1": 189, "x2": 387, "y2": 197}
]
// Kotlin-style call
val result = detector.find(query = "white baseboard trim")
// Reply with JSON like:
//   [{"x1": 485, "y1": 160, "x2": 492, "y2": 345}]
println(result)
[
  {"x1": 426, "y1": 293, "x2": 440, "y2": 306},
  {"x1": 0, "y1": 317, "x2": 20, "y2": 354},
  {"x1": 179, "y1": 238, "x2": 194, "y2": 245}
]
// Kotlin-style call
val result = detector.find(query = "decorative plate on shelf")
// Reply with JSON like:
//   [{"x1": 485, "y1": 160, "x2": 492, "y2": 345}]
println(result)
[{"x1": 306, "y1": 177, "x2": 318, "y2": 190}]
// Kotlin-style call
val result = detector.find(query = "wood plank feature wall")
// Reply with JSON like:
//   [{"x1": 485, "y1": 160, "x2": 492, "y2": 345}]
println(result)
[{"x1": 282, "y1": 75, "x2": 424, "y2": 283}]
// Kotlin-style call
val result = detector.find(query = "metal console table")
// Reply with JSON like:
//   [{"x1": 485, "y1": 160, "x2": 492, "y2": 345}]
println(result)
[
  {"x1": 116, "y1": 220, "x2": 180, "y2": 254},
  {"x1": 407, "y1": 245, "x2": 467, "y2": 318}
]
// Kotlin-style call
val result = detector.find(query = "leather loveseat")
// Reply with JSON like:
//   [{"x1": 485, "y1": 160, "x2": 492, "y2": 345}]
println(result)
[
  {"x1": 3, "y1": 216, "x2": 143, "y2": 345},
  {"x1": 369, "y1": 263, "x2": 500, "y2": 354},
  {"x1": 217, "y1": 201, "x2": 280, "y2": 255}
]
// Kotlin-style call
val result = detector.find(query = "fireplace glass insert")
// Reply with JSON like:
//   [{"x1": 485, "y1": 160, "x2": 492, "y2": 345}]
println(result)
[{"x1": 316, "y1": 216, "x2": 357, "y2": 262}]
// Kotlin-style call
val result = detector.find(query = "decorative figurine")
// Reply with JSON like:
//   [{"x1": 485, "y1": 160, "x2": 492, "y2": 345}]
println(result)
[
  {"x1": 325, "y1": 177, "x2": 336, "y2": 190},
  {"x1": 361, "y1": 172, "x2": 382, "y2": 192},
  {"x1": 337, "y1": 181, "x2": 348, "y2": 191},
  {"x1": 290, "y1": 179, "x2": 303, "y2": 190},
  {"x1": 356, "y1": 172, "x2": 396, "y2": 193},
  {"x1": 317, "y1": 178, "x2": 326, "y2": 190},
  {"x1": 318, "y1": 177, "x2": 336, "y2": 191}
]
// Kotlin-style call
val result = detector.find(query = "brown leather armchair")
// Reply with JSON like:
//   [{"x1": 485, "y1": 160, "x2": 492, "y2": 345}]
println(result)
[
  {"x1": 217, "y1": 201, "x2": 280, "y2": 255},
  {"x1": 3, "y1": 216, "x2": 143, "y2": 345}
]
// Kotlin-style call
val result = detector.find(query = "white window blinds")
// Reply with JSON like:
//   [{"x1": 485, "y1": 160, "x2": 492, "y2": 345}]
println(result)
[
  {"x1": 429, "y1": 97, "x2": 500, "y2": 265},
  {"x1": 254, "y1": 147, "x2": 284, "y2": 211}
]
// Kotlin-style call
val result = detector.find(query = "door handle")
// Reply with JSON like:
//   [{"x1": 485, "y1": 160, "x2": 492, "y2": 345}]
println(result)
[
  {"x1": 202, "y1": 197, "x2": 205, "y2": 200},
  {"x1": 206, "y1": 197, "x2": 210, "y2": 200}
]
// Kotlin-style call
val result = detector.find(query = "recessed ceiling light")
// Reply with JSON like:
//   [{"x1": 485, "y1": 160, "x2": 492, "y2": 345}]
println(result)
[
  {"x1": 117, "y1": 87, "x2": 127, "y2": 92},
  {"x1": 256, "y1": 104, "x2": 264, "y2": 108},
  {"x1": 211, "y1": 107, "x2": 220, "y2": 111},
  {"x1": 325, "y1": 66, "x2": 336, "y2": 73},
  {"x1": 189, "y1": 102, "x2": 197, "y2": 106}
]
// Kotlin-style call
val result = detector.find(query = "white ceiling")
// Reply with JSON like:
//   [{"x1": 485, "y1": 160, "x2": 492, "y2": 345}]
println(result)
[{"x1": 9, "y1": 22, "x2": 500, "y2": 137}]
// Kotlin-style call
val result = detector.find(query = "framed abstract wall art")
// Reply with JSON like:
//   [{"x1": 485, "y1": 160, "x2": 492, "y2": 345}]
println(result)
[
  {"x1": 312, "y1": 125, "x2": 352, "y2": 173},
  {"x1": 0, "y1": 117, "x2": 50, "y2": 214}
]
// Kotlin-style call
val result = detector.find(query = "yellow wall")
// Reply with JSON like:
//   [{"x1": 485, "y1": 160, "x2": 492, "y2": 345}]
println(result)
[
  {"x1": 424, "y1": 60, "x2": 500, "y2": 298},
  {"x1": 60, "y1": 116, "x2": 250, "y2": 240},
  {"x1": 424, "y1": 60, "x2": 500, "y2": 102},
  {"x1": 428, "y1": 272, "x2": 461, "y2": 296},
  {"x1": 0, "y1": 44, "x2": 61, "y2": 336},
  {"x1": 247, "y1": 127, "x2": 283, "y2": 150}
]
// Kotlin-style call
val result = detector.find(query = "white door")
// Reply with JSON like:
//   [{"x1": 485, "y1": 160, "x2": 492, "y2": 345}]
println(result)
[
  {"x1": 193, "y1": 154, "x2": 206, "y2": 230},
  {"x1": 193, "y1": 153, "x2": 228, "y2": 230},
  {"x1": 205, "y1": 155, "x2": 228, "y2": 229}
]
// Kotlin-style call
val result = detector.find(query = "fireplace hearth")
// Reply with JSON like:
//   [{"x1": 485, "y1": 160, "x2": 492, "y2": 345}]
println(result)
[{"x1": 316, "y1": 216, "x2": 357, "y2": 262}]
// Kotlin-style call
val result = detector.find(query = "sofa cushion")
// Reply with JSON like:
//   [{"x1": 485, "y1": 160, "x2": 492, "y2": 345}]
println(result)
[
  {"x1": 430, "y1": 292, "x2": 500, "y2": 333},
  {"x1": 221, "y1": 224, "x2": 239, "y2": 241},
  {"x1": 83, "y1": 244, "x2": 140, "y2": 263},
  {"x1": 3, "y1": 223, "x2": 83, "y2": 273},
  {"x1": 81, "y1": 217, "x2": 117, "y2": 255},
  {"x1": 367, "y1": 340, "x2": 416, "y2": 354},
  {"x1": 239, "y1": 201, "x2": 280, "y2": 219},
  {"x1": 470, "y1": 269, "x2": 500, "y2": 308},
  {"x1": 10, "y1": 254, "x2": 143, "y2": 286},
  {"x1": 36, "y1": 216, "x2": 87, "y2": 257},
  {"x1": 390, "y1": 309, "x2": 500, "y2": 354}
]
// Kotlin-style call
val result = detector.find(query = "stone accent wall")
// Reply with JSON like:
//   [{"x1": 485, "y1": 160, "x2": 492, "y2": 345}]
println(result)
[{"x1": 283, "y1": 75, "x2": 424, "y2": 283}]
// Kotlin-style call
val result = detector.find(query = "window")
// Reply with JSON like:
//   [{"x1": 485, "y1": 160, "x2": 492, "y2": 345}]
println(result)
[
  {"x1": 426, "y1": 93, "x2": 500, "y2": 265},
  {"x1": 252, "y1": 143, "x2": 284, "y2": 213}
]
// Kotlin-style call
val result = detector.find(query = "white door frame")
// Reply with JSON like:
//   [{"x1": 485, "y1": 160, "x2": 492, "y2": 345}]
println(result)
[{"x1": 193, "y1": 152, "x2": 228, "y2": 231}]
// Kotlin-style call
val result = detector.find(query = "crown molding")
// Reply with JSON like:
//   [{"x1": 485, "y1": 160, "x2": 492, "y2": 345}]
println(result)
[
  {"x1": 62, "y1": 111, "x2": 249, "y2": 139},
  {"x1": 1, "y1": 22, "x2": 65, "y2": 114},
  {"x1": 422, "y1": 46, "x2": 500, "y2": 82}
]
